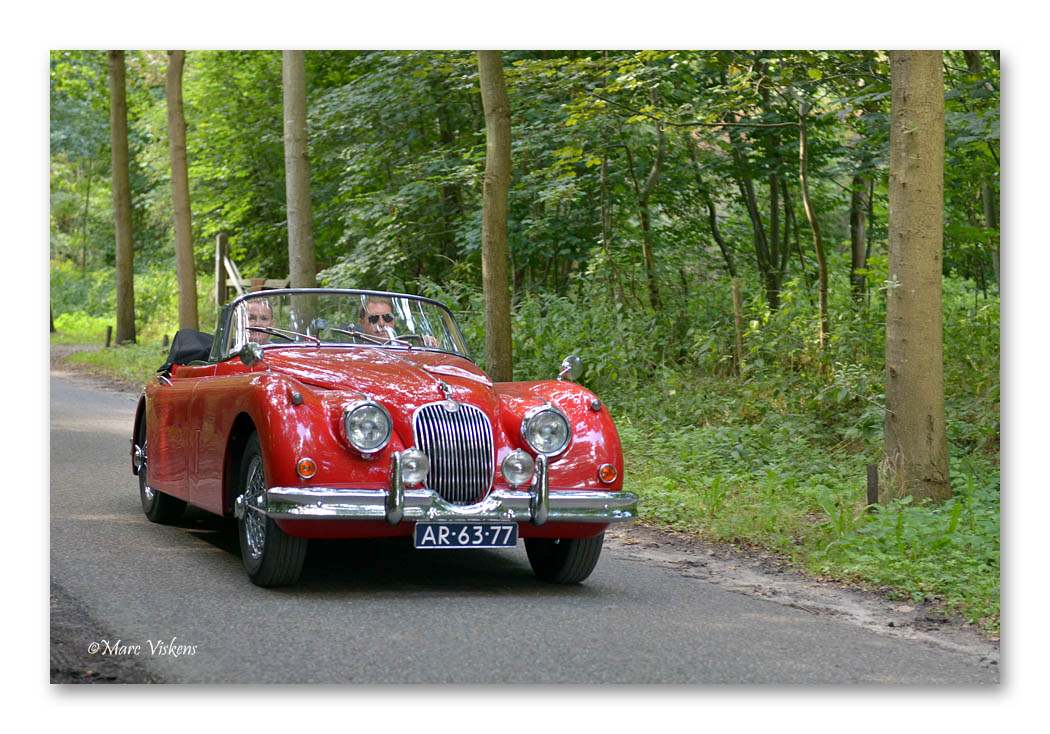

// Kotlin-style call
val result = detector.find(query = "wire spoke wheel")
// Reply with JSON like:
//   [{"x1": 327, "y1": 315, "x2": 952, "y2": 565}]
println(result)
[
  {"x1": 241, "y1": 454, "x2": 267, "y2": 560},
  {"x1": 236, "y1": 432, "x2": 307, "y2": 587}
]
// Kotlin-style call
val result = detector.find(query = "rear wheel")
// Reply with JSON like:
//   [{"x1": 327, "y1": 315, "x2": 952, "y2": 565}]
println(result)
[
  {"x1": 525, "y1": 532, "x2": 605, "y2": 584},
  {"x1": 237, "y1": 432, "x2": 307, "y2": 587},
  {"x1": 136, "y1": 416, "x2": 186, "y2": 524}
]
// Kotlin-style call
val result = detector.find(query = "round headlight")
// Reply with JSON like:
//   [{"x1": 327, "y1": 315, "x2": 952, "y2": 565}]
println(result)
[
  {"x1": 501, "y1": 449, "x2": 535, "y2": 486},
  {"x1": 343, "y1": 401, "x2": 392, "y2": 454},
  {"x1": 521, "y1": 406, "x2": 571, "y2": 457},
  {"x1": 401, "y1": 448, "x2": 430, "y2": 485}
]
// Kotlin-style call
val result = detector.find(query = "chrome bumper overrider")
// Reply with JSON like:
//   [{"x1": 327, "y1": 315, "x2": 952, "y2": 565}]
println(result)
[{"x1": 241, "y1": 452, "x2": 638, "y2": 526}]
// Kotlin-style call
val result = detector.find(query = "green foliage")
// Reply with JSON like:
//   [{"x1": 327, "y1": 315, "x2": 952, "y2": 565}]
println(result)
[
  {"x1": 65, "y1": 341, "x2": 171, "y2": 385},
  {"x1": 50, "y1": 260, "x2": 218, "y2": 341}
]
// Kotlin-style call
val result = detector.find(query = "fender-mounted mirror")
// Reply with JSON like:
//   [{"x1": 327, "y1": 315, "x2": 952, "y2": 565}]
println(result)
[
  {"x1": 239, "y1": 342, "x2": 266, "y2": 368},
  {"x1": 558, "y1": 355, "x2": 582, "y2": 381}
]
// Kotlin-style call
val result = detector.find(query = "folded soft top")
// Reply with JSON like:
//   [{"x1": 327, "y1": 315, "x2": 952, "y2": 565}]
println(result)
[{"x1": 158, "y1": 329, "x2": 214, "y2": 374}]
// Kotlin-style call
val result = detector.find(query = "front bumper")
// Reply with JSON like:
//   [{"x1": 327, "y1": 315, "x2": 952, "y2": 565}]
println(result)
[{"x1": 236, "y1": 452, "x2": 638, "y2": 526}]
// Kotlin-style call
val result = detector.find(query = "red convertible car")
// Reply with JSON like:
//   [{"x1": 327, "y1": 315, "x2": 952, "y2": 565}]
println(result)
[{"x1": 132, "y1": 289, "x2": 637, "y2": 587}]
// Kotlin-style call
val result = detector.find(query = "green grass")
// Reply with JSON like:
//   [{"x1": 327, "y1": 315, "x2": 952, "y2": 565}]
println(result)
[{"x1": 59, "y1": 339, "x2": 169, "y2": 386}]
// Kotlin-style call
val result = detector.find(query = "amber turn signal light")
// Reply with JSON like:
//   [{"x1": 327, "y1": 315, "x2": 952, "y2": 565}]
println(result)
[
  {"x1": 296, "y1": 458, "x2": 317, "y2": 479},
  {"x1": 598, "y1": 463, "x2": 617, "y2": 484}
]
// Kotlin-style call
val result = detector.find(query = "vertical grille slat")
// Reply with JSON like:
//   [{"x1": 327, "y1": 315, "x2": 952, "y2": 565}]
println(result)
[{"x1": 412, "y1": 402, "x2": 494, "y2": 505}]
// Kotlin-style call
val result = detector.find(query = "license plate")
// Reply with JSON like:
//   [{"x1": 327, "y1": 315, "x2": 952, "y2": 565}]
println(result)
[{"x1": 414, "y1": 522, "x2": 518, "y2": 549}]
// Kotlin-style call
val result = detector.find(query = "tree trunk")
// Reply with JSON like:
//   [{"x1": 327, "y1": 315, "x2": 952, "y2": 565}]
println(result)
[
  {"x1": 798, "y1": 105, "x2": 829, "y2": 348},
  {"x1": 282, "y1": 50, "x2": 317, "y2": 289},
  {"x1": 166, "y1": 50, "x2": 198, "y2": 331},
  {"x1": 850, "y1": 173, "x2": 870, "y2": 299},
  {"x1": 81, "y1": 160, "x2": 93, "y2": 270},
  {"x1": 109, "y1": 50, "x2": 136, "y2": 344},
  {"x1": 477, "y1": 51, "x2": 513, "y2": 382},
  {"x1": 686, "y1": 138, "x2": 737, "y2": 278},
  {"x1": 882, "y1": 50, "x2": 951, "y2": 503},
  {"x1": 637, "y1": 89, "x2": 665, "y2": 311}
]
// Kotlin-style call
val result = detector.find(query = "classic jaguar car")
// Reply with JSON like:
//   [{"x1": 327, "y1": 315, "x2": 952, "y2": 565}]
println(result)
[{"x1": 132, "y1": 289, "x2": 637, "y2": 587}]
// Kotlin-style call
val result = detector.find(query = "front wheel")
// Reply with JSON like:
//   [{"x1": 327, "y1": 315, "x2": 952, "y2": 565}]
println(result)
[
  {"x1": 237, "y1": 432, "x2": 307, "y2": 587},
  {"x1": 525, "y1": 532, "x2": 605, "y2": 584}
]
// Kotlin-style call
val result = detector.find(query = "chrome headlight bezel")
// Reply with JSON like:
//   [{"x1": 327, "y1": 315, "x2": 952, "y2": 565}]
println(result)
[
  {"x1": 343, "y1": 400, "x2": 393, "y2": 456},
  {"x1": 520, "y1": 405, "x2": 571, "y2": 458}
]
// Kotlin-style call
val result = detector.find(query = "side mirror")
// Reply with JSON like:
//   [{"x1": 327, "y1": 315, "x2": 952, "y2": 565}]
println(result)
[
  {"x1": 558, "y1": 355, "x2": 582, "y2": 381},
  {"x1": 239, "y1": 342, "x2": 266, "y2": 368},
  {"x1": 310, "y1": 317, "x2": 329, "y2": 336}
]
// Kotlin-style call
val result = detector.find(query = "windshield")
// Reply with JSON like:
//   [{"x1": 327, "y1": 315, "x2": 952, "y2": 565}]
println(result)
[{"x1": 220, "y1": 290, "x2": 472, "y2": 360}]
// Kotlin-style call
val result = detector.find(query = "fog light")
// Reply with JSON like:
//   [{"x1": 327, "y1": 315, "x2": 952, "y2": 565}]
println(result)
[
  {"x1": 401, "y1": 448, "x2": 430, "y2": 486},
  {"x1": 502, "y1": 449, "x2": 535, "y2": 487},
  {"x1": 598, "y1": 463, "x2": 617, "y2": 484},
  {"x1": 296, "y1": 457, "x2": 317, "y2": 479}
]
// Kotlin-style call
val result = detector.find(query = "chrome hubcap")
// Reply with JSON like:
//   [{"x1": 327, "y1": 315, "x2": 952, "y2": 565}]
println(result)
[
  {"x1": 137, "y1": 441, "x2": 154, "y2": 502},
  {"x1": 242, "y1": 454, "x2": 267, "y2": 560}
]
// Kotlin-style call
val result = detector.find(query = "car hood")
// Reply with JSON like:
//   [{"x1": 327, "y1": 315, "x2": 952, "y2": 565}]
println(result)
[{"x1": 264, "y1": 347, "x2": 500, "y2": 409}]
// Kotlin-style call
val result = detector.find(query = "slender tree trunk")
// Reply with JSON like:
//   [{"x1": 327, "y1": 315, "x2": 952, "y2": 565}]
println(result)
[
  {"x1": 108, "y1": 50, "x2": 136, "y2": 344},
  {"x1": 282, "y1": 50, "x2": 317, "y2": 289},
  {"x1": 850, "y1": 174, "x2": 870, "y2": 299},
  {"x1": 882, "y1": 50, "x2": 951, "y2": 503},
  {"x1": 599, "y1": 151, "x2": 629, "y2": 302},
  {"x1": 166, "y1": 50, "x2": 198, "y2": 331},
  {"x1": 81, "y1": 160, "x2": 93, "y2": 269},
  {"x1": 798, "y1": 105, "x2": 829, "y2": 348},
  {"x1": 477, "y1": 51, "x2": 513, "y2": 382},
  {"x1": 637, "y1": 91, "x2": 665, "y2": 311},
  {"x1": 686, "y1": 138, "x2": 737, "y2": 277}
]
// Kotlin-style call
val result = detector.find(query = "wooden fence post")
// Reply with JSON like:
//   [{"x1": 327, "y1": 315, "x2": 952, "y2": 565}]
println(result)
[
  {"x1": 105, "y1": 325, "x2": 113, "y2": 348},
  {"x1": 866, "y1": 464, "x2": 879, "y2": 511}
]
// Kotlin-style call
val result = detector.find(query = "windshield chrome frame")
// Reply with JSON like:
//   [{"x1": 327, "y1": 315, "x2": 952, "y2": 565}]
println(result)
[{"x1": 211, "y1": 288, "x2": 475, "y2": 363}]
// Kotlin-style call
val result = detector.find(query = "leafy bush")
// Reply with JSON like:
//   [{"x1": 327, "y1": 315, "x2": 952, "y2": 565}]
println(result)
[{"x1": 50, "y1": 261, "x2": 218, "y2": 341}]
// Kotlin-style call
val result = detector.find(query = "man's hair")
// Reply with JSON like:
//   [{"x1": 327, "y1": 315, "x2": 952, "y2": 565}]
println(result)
[
  {"x1": 359, "y1": 296, "x2": 393, "y2": 319},
  {"x1": 247, "y1": 298, "x2": 273, "y2": 317}
]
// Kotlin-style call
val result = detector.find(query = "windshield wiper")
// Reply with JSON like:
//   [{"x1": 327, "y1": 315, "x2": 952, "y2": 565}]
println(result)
[
  {"x1": 247, "y1": 326, "x2": 321, "y2": 346},
  {"x1": 328, "y1": 326, "x2": 414, "y2": 349}
]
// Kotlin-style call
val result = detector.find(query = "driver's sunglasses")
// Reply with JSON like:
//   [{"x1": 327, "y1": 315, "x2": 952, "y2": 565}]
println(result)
[{"x1": 367, "y1": 313, "x2": 396, "y2": 324}]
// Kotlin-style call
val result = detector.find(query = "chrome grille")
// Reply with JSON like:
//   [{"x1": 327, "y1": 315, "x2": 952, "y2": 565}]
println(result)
[{"x1": 412, "y1": 402, "x2": 494, "y2": 505}]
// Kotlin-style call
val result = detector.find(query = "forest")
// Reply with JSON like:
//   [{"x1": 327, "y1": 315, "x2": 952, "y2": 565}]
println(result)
[{"x1": 49, "y1": 50, "x2": 1000, "y2": 631}]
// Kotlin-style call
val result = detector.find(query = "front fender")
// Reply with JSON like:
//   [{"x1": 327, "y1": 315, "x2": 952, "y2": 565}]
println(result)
[{"x1": 496, "y1": 380, "x2": 623, "y2": 492}]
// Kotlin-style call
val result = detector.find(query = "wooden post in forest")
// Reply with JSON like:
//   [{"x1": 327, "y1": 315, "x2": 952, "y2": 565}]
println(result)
[
  {"x1": 215, "y1": 232, "x2": 228, "y2": 309},
  {"x1": 866, "y1": 464, "x2": 879, "y2": 511}
]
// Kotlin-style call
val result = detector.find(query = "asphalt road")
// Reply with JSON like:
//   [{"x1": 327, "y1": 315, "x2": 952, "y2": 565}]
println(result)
[{"x1": 50, "y1": 371, "x2": 998, "y2": 684}]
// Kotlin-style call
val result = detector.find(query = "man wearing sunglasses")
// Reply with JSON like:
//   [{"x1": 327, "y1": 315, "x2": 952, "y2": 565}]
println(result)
[
  {"x1": 359, "y1": 296, "x2": 398, "y2": 338},
  {"x1": 357, "y1": 295, "x2": 440, "y2": 347}
]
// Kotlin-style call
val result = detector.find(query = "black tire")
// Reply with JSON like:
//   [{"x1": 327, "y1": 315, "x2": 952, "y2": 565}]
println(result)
[
  {"x1": 137, "y1": 416, "x2": 186, "y2": 524},
  {"x1": 525, "y1": 532, "x2": 605, "y2": 584},
  {"x1": 236, "y1": 432, "x2": 307, "y2": 587}
]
